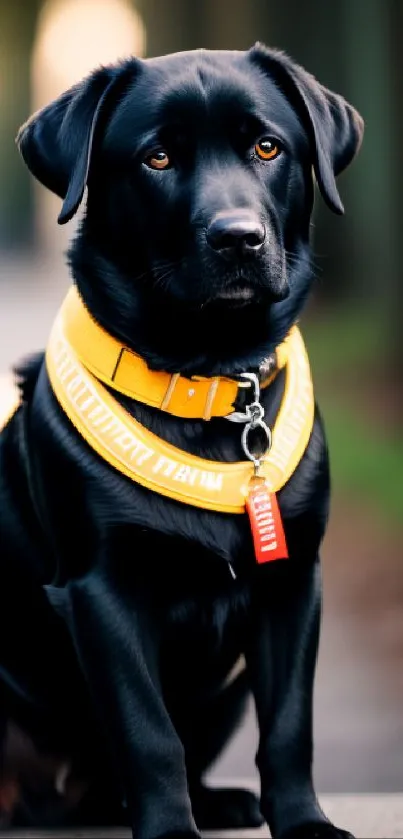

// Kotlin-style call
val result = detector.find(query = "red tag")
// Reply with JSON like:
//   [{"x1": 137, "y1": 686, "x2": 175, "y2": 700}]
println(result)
[{"x1": 246, "y1": 480, "x2": 289, "y2": 563}]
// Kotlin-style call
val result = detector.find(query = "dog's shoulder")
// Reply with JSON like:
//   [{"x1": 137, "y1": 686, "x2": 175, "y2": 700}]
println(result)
[{"x1": 13, "y1": 352, "x2": 45, "y2": 403}]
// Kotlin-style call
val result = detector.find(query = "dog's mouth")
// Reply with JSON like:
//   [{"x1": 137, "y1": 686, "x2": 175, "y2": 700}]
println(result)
[
  {"x1": 206, "y1": 267, "x2": 263, "y2": 307},
  {"x1": 204, "y1": 260, "x2": 287, "y2": 308},
  {"x1": 215, "y1": 285, "x2": 256, "y2": 303},
  {"x1": 150, "y1": 260, "x2": 287, "y2": 312},
  {"x1": 203, "y1": 278, "x2": 286, "y2": 310}
]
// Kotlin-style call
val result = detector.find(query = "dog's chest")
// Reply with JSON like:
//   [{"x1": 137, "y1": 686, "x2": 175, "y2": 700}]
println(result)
[{"x1": 31, "y1": 368, "x2": 326, "y2": 580}]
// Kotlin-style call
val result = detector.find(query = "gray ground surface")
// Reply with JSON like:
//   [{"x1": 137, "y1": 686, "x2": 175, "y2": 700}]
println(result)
[{"x1": 1, "y1": 796, "x2": 403, "y2": 838}]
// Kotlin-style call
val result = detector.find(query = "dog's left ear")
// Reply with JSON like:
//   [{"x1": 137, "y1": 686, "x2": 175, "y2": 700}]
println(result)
[
  {"x1": 249, "y1": 44, "x2": 364, "y2": 214},
  {"x1": 16, "y1": 62, "x2": 136, "y2": 225}
]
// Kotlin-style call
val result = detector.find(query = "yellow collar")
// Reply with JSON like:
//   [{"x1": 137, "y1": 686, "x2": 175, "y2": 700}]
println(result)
[
  {"x1": 45, "y1": 296, "x2": 315, "y2": 514},
  {"x1": 61, "y1": 286, "x2": 288, "y2": 420}
]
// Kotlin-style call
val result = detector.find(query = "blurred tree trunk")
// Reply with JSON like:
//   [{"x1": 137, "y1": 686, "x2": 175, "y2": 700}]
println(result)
[
  {"x1": 136, "y1": 0, "x2": 262, "y2": 54},
  {"x1": 0, "y1": 0, "x2": 41, "y2": 251},
  {"x1": 193, "y1": 0, "x2": 262, "y2": 49},
  {"x1": 338, "y1": 0, "x2": 395, "y2": 299},
  {"x1": 386, "y1": 0, "x2": 403, "y2": 419},
  {"x1": 135, "y1": 0, "x2": 196, "y2": 55}
]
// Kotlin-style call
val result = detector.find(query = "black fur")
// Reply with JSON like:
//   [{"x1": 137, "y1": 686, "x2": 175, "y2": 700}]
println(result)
[{"x1": 0, "y1": 45, "x2": 363, "y2": 838}]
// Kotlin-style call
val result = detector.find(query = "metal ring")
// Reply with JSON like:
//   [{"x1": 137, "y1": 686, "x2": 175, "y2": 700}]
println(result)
[{"x1": 241, "y1": 419, "x2": 272, "y2": 465}]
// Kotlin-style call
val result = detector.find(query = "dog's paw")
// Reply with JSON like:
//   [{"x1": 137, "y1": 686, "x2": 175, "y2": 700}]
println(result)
[
  {"x1": 191, "y1": 784, "x2": 264, "y2": 830},
  {"x1": 278, "y1": 822, "x2": 354, "y2": 839}
]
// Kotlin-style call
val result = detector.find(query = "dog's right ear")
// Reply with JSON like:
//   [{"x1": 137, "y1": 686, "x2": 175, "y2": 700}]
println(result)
[
  {"x1": 249, "y1": 44, "x2": 364, "y2": 215},
  {"x1": 16, "y1": 62, "x2": 136, "y2": 225}
]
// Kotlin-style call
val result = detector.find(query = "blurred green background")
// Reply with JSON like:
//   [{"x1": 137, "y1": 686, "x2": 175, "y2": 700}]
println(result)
[{"x1": 0, "y1": 0, "x2": 402, "y2": 795}]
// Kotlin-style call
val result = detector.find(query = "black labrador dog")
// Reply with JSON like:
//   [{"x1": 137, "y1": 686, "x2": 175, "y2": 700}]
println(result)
[{"x1": 0, "y1": 44, "x2": 363, "y2": 838}]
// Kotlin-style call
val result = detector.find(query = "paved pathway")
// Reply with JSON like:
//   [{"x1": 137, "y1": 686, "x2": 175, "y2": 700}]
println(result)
[{"x1": 1, "y1": 796, "x2": 403, "y2": 838}]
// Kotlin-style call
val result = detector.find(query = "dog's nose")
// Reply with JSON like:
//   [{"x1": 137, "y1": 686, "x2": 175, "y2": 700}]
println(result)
[{"x1": 206, "y1": 211, "x2": 265, "y2": 256}]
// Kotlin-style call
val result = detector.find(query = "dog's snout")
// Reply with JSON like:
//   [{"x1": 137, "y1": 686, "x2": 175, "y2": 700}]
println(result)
[{"x1": 206, "y1": 211, "x2": 265, "y2": 257}]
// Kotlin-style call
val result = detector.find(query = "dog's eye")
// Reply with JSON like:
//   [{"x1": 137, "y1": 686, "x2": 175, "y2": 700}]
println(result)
[
  {"x1": 144, "y1": 150, "x2": 171, "y2": 170},
  {"x1": 255, "y1": 138, "x2": 280, "y2": 161}
]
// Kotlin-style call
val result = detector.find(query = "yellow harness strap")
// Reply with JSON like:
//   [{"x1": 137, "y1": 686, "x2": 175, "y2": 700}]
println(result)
[
  {"x1": 45, "y1": 301, "x2": 315, "y2": 514},
  {"x1": 61, "y1": 286, "x2": 286, "y2": 420}
]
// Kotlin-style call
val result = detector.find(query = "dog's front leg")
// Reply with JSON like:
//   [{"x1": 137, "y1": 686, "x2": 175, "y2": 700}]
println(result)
[
  {"x1": 47, "y1": 571, "x2": 199, "y2": 839},
  {"x1": 245, "y1": 557, "x2": 353, "y2": 839}
]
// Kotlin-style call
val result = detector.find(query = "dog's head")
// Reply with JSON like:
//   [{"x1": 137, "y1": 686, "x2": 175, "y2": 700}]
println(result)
[{"x1": 17, "y1": 46, "x2": 363, "y2": 373}]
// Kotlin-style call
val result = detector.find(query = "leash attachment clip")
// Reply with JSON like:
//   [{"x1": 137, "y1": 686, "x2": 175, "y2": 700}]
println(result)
[{"x1": 226, "y1": 373, "x2": 272, "y2": 475}]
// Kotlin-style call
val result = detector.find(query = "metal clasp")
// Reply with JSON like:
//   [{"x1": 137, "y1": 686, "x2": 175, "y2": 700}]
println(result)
[
  {"x1": 226, "y1": 373, "x2": 272, "y2": 475},
  {"x1": 226, "y1": 372, "x2": 261, "y2": 424}
]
